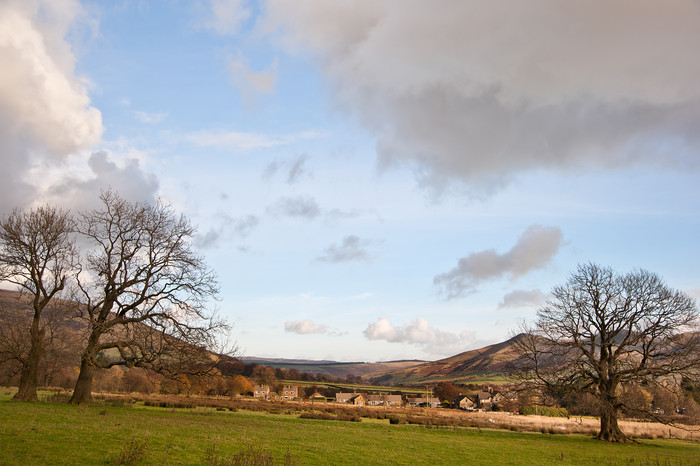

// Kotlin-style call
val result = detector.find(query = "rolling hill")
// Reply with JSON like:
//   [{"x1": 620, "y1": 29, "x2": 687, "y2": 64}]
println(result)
[
  {"x1": 365, "y1": 335, "x2": 524, "y2": 385},
  {"x1": 240, "y1": 357, "x2": 426, "y2": 379}
]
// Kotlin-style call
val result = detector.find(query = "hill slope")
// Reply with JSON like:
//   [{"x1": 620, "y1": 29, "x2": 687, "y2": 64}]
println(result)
[
  {"x1": 367, "y1": 336, "x2": 524, "y2": 384},
  {"x1": 240, "y1": 357, "x2": 425, "y2": 379}
]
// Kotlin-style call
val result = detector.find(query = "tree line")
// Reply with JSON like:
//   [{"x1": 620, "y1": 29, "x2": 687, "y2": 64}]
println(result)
[{"x1": 0, "y1": 191, "x2": 228, "y2": 404}]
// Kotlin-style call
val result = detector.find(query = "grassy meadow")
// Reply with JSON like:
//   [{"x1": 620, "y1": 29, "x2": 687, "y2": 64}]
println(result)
[{"x1": 1, "y1": 392, "x2": 699, "y2": 465}]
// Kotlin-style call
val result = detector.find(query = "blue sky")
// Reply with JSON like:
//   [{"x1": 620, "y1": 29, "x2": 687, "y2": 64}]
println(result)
[{"x1": 2, "y1": 0, "x2": 699, "y2": 361}]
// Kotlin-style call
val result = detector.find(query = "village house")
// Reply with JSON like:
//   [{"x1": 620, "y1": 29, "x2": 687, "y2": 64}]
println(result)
[
  {"x1": 308, "y1": 391, "x2": 327, "y2": 402},
  {"x1": 476, "y1": 390, "x2": 493, "y2": 410},
  {"x1": 281, "y1": 384, "x2": 299, "y2": 400},
  {"x1": 253, "y1": 384, "x2": 270, "y2": 399},
  {"x1": 366, "y1": 394, "x2": 403, "y2": 407},
  {"x1": 406, "y1": 396, "x2": 441, "y2": 408},
  {"x1": 454, "y1": 395, "x2": 476, "y2": 410},
  {"x1": 335, "y1": 392, "x2": 366, "y2": 406}
]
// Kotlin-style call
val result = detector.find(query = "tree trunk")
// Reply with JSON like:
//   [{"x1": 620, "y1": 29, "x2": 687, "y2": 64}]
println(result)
[
  {"x1": 598, "y1": 400, "x2": 629, "y2": 442},
  {"x1": 69, "y1": 357, "x2": 96, "y2": 404},
  {"x1": 12, "y1": 322, "x2": 45, "y2": 402}
]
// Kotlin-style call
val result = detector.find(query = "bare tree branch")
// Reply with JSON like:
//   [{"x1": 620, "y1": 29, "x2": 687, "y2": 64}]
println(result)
[{"x1": 509, "y1": 263, "x2": 700, "y2": 442}]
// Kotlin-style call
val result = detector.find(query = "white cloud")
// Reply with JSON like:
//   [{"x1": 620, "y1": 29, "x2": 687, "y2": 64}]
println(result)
[
  {"x1": 498, "y1": 289, "x2": 548, "y2": 309},
  {"x1": 255, "y1": 0, "x2": 700, "y2": 194},
  {"x1": 363, "y1": 316, "x2": 477, "y2": 356},
  {"x1": 0, "y1": 0, "x2": 103, "y2": 211},
  {"x1": 434, "y1": 225, "x2": 563, "y2": 298}
]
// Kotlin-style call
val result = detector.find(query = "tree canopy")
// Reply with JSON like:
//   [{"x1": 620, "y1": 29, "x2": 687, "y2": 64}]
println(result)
[
  {"x1": 69, "y1": 191, "x2": 226, "y2": 404},
  {"x1": 511, "y1": 263, "x2": 699, "y2": 442}
]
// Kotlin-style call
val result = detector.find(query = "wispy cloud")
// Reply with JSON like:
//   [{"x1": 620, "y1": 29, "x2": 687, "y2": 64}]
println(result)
[
  {"x1": 195, "y1": 213, "x2": 260, "y2": 249},
  {"x1": 267, "y1": 196, "x2": 321, "y2": 220},
  {"x1": 434, "y1": 225, "x2": 563, "y2": 299},
  {"x1": 186, "y1": 129, "x2": 323, "y2": 150},
  {"x1": 316, "y1": 235, "x2": 374, "y2": 264},
  {"x1": 228, "y1": 53, "x2": 277, "y2": 103},
  {"x1": 263, "y1": 153, "x2": 312, "y2": 184},
  {"x1": 285, "y1": 319, "x2": 345, "y2": 336},
  {"x1": 200, "y1": 0, "x2": 252, "y2": 36},
  {"x1": 134, "y1": 111, "x2": 167, "y2": 124}
]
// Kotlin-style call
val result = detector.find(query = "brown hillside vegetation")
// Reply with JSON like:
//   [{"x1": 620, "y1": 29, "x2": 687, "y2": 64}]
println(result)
[
  {"x1": 240, "y1": 357, "x2": 425, "y2": 379},
  {"x1": 368, "y1": 335, "x2": 523, "y2": 384}
]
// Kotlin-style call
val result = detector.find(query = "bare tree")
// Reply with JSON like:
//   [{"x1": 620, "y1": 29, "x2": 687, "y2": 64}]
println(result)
[
  {"x1": 69, "y1": 191, "x2": 227, "y2": 404},
  {"x1": 511, "y1": 263, "x2": 700, "y2": 442},
  {"x1": 0, "y1": 207, "x2": 77, "y2": 401}
]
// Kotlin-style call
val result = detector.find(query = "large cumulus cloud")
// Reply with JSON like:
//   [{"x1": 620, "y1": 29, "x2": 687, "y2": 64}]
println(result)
[
  {"x1": 363, "y1": 316, "x2": 478, "y2": 356},
  {"x1": 0, "y1": 0, "x2": 103, "y2": 212},
  {"x1": 215, "y1": 0, "x2": 700, "y2": 193}
]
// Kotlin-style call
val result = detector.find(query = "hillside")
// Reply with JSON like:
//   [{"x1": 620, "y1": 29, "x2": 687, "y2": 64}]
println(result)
[
  {"x1": 240, "y1": 357, "x2": 425, "y2": 379},
  {"x1": 241, "y1": 335, "x2": 525, "y2": 385},
  {"x1": 366, "y1": 336, "x2": 524, "y2": 385},
  {"x1": 1, "y1": 287, "x2": 517, "y2": 385}
]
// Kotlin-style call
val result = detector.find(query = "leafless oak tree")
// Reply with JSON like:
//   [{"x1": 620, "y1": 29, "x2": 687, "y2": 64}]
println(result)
[
  {"x1": 69, "y1": 191, "x2": 227, "y2": 404},
  {"x1": 0, "y1": 207, "x2": 77, "y2": 401},
  {"x1": 511, "y1": 263, "x2": 699, "y2": 442}
]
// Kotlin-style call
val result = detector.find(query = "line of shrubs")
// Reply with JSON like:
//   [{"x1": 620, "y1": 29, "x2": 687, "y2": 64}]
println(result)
[
  {"x1": 520, "y1": 406, "x2": 569, "y2": 417},
  {"x1": 299, "y1": 412, "x2": 361, "y2": 422}
]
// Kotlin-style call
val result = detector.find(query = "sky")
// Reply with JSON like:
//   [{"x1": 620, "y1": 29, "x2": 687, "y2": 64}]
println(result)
[{"x1": 1, "y1": 0, "x2": 699, "y2": 362}]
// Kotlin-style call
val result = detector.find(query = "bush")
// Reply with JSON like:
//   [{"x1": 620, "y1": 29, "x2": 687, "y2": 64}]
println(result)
[
  {"x1": 203, "y1": 443, "x2": 296, "y2": 466},
  {"x1": 109, "y1": 438, "x2": 148, "y2": 465},
  {"x1": 299, "y1": 412, "x2": 360, "y2": 422},
  {"x1": 520, "y1": 406, "x2": 569, "y2": 417}
]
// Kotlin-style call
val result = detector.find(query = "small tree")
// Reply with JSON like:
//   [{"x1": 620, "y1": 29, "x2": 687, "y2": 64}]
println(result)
[
  {"x1": 69, "y1": 191, "x2": 227, "y2": 404},
  {"x1": 0, "y1": 206, "x2": 77, "y2": 401},
  {"x1": 434, "y1": 381, "x2": 460, "y2": 403},
  {"x1": 511, "y1": 263, "x2": 699, "y2": 442}
]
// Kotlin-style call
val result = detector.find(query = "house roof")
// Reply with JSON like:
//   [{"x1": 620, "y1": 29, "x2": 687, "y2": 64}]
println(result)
[{"x1": 336, "y1": 392, "x2": 364, "y2": 402}]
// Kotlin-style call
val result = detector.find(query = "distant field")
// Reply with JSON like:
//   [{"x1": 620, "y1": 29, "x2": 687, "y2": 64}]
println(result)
[{"x1": 1, "y1": 393, "x2": 698, "y2": 464}]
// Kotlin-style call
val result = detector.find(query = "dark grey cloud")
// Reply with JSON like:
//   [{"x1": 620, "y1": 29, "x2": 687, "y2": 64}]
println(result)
[
  {"x1": 316, "y1": 235, "x2": 373, "y2": 263},
  {"x1": 267, "y1": 196, "x2": 321, "y2": 220},
  {"x1": 195, "y1": 213, "x2": 260, "y2": 249},
  {"x1": 498, "y1": 289, "x2": 548, "y2": 309},
  {"x1": 434, "y1": 225, "x2": 563, "y2": 299},
  {"x1": 254, "y1": 1, "x2": 700, "y2": 194},
  {"x1": 47, "y1": 151, "x2": 159, "y2": 211},
  {"x1": 262, "y1": 153, "x2": 312, "y2": 184}
]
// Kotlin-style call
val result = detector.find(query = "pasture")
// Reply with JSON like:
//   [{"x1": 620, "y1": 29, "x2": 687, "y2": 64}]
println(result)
[{"x1": 1, "y1": 392, "x2": 699, "y2": 465}]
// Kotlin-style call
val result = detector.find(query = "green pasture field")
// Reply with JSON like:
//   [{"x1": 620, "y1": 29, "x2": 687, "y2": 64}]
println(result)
[{"x1": 1, "y1": 401, "x2": 699, "y2": 465}]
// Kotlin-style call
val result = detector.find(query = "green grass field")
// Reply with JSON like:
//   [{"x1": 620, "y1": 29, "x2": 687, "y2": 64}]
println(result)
[{"x1": 1, "y1": 397, "x2": 699, "y2": 465}]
